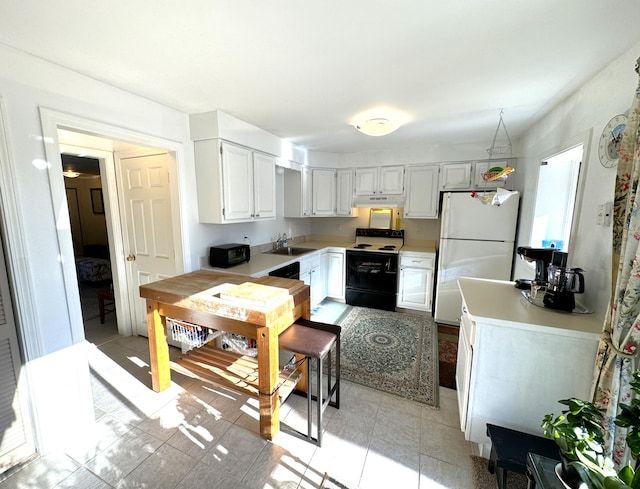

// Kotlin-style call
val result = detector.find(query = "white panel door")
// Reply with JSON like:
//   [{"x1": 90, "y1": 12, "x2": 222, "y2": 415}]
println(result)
[
  {"x1": 434, "y1": 239, "x2": 514, "y2": 325},
  {"x1": 252, "y1": 152, "x2": 276, "y2": 219},
  {"x1": 335, "y1": 169, "x2": 354, "y2": 216},
  {"x1": 379, "y1": 165, "x2": 405, "y2": 194},
  {"x1": 354, "y1": 167, "x2": 378, "y2": 195},
  {"x1": 312, "y1": 169, "x2": 336, "y2": 216},
  {"x1": 405, "y1": 165, "x2": 439, "y2": 219},
  {"x1": 221, "y1": 142, "x2": 253, "y2": 221},
  {"x1": 398, "y1": 267, "x2": 433, "y2": 311},
  {"x1": 0, "y1": 231, "x2": 35, "y2": 472},
  {"x1": 441, "y1": 192, "x2": 519, "y2": 241},
  {"x1": 120, "y1": 154, "x2": 177, "y2": 337}
]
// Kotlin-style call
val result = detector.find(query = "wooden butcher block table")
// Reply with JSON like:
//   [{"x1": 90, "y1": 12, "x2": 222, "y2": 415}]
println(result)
[{"x1": 139, "y1": 270, "x2": 311, "y2": 440}]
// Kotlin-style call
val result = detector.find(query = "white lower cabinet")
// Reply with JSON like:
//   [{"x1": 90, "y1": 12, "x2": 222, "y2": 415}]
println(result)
[
  {"x1": 456, "y1": 287, "x2": 600, "y2": 456},
  {"x1": 397, "y1": 251, "x2": 435, "y2": 311},
  {"x1": 300, "y1": 252, "x2": 323, "y2": 309},
  {"x1": 322, "y1": 248, "x2": 345, "y2": 301}
]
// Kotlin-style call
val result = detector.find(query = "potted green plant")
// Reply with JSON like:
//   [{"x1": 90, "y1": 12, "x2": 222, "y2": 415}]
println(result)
[
  {"x1": 542, "y1": 398, "x2": 614, "y2": 488},
  {"x1": 542, "y1": 370, "x2": 640, "y2": 489}
]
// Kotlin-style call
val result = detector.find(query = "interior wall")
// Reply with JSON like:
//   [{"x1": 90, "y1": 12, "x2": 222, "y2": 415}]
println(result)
[
  {"x1": 512, "y1": 41, "x2": 640, "y2": 320},
  {"x1": 64, "y1": 177, "x2": 108, "y2": 248},
  {"x1": 0, "y1": 44, "x2": 194, "y2": 454}
]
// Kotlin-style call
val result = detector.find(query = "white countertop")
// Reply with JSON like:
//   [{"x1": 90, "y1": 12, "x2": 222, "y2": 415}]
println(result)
[
  {"x1": 400, "y1": 241, "x2": 436, "y2": 253},
  {"x1": 458, "y1": 277, "x2": 602, "y2": 338},
  {"x1": 201, "y1": 237, "x2": 436, "y2": 277},
  {"x1": 201, "y1": 239, "x2": 351, "y2": 277}
]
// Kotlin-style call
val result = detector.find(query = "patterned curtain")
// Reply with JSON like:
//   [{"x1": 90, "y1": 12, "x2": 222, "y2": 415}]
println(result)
[{"x1": 591, "y1": 57, "x2": 640, "y2": 467}]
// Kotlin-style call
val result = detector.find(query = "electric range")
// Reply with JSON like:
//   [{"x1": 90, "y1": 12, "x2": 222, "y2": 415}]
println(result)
[{"x1": 345, "y1": 228, "x2": 404, "y2": 311}]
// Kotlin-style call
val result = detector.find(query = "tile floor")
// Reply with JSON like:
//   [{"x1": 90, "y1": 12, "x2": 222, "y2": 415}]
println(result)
[{"x1": 0, "y1": 313, "x2": 479, "y2": 489}]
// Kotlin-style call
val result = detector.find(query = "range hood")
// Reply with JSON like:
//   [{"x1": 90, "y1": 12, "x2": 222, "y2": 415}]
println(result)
[{"x1": 353, "y1": 195, "x2": 406, "y2": 208}]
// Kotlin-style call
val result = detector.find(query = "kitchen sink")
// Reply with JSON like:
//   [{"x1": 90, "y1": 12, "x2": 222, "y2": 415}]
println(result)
[{"x1": 264, "y1": 247, "x2": 314, "y2": 256}]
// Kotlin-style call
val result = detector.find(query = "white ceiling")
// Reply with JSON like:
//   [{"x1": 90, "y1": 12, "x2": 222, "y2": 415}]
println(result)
[{"x1": 3, "y1": 1, "x2": 640, "y2": 154}]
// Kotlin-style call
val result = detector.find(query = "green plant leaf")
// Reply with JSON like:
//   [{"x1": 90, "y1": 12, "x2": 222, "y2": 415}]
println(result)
[
  {"x1": 605, "y1": 476, "x2": 633, "y2": 489},
  {"x1": 619, "y1": 465, "x2": 635, "y2": 485}
]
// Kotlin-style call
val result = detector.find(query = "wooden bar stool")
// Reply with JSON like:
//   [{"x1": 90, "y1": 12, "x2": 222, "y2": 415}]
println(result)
[
  {"x1": 278, "y1": 318, "x2": 340, "y2": 446},
  {"x1": 97, "y1": 288, "x2": 115, "y2": 324}
]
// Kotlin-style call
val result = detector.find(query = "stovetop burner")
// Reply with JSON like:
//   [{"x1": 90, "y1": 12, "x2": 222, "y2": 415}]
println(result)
[{"x1": 350, "y1": 228, "x2": 404, "y2": 254}]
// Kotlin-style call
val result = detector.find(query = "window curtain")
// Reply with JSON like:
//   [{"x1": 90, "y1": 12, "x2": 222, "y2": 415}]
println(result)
[{"x1": 592, "y1": 57, "x2": 640, "y2": 467}]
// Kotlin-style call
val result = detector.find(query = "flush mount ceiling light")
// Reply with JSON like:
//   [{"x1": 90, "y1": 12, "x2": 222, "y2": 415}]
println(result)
[
  {"x1": 62, "y1": 170, "x2": 81, "y2": 178},
  {"x1": 355, "y1": 118, "x2": 400, "y2": 137}
]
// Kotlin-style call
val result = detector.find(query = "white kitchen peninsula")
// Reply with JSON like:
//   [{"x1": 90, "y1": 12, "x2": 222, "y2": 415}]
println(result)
[{"x1": 456, "y1": 277, "x2": 602, "y2": 457}]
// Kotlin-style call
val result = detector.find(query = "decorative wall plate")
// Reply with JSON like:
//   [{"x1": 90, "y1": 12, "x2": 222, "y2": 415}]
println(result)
[{"x1": 599, "y1": 114, "x2": 627, "y2": 167}]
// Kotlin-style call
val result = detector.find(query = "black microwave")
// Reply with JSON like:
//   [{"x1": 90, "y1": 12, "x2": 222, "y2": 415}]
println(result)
[{"x1": 209, "y1": 244, "x2": 250, "y2": 268}]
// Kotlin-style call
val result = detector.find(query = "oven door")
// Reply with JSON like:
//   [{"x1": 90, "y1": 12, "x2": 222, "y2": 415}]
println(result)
[{"x1": 346, "y1": 250, "x2": 398, "y2": 293}]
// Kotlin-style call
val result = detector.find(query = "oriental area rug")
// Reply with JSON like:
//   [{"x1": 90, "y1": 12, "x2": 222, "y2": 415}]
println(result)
[{"x1": 338, "y1": 306, "x2": 438, "y2": 406}]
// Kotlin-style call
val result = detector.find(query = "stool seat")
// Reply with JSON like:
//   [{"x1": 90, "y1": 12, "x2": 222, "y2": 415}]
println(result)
[
  {"x1": 278, "y1": 319, "x2": 340, "y2": 447},
  {"x1": 279, "y1": 324, "x2": 336, "y2": 359}
]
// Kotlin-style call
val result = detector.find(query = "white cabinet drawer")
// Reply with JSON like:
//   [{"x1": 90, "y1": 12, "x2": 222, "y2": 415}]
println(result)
[{"x1": 399, "y1": 254, "x2": 434, "y2": 269}]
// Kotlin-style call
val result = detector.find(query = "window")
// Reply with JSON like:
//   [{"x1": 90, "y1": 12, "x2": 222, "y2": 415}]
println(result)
[{"x1": 530, "y1": 144, "x2": 583, "y2": 252}]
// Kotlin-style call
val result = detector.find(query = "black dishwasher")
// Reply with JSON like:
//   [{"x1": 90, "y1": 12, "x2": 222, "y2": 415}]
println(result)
[{"x1": 268, "y1": 262, "x2": 300, "y2": 280}]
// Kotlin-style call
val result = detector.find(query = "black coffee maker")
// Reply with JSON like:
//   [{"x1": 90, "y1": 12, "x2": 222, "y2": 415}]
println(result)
[
  {"x1": 516, "y1": 247, "x2": 585, "y2": 312},
  {"x1": 515, "y1": 246, "x2": 556, "y2": 287},
  {"x1": 543, "y1": 252, "x2": 585, "y2": 312}
]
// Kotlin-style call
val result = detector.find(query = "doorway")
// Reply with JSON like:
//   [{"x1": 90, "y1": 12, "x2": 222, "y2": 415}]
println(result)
[
  {"x1": 40, "y1": 108, "x2": 187, "y2": 345},
  {"x1": 62, "y1": 154, "x2": 118, "y2": 344}
]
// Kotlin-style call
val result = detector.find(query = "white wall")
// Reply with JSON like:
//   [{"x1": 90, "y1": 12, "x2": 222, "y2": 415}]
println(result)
[
  {"x1": 0, "y1": 45, "x2": 197, "y2": 453},
  {"x1": 513, "y1": 42, "x2": 640, "y2": 320}
]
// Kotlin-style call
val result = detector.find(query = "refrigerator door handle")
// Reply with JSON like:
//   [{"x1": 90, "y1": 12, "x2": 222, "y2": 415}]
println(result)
[{"x1": 440, "y1": 193, "x2": 452, "y2": 238}]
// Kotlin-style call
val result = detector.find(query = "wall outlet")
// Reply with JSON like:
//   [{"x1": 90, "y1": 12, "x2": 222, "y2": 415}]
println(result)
[{"x1": 597, "y1": 202, "x2": 613, "y2": 226}]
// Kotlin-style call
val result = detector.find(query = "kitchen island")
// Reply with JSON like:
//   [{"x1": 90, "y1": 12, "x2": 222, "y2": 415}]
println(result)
[
  {"x1": 139, "y1": 270, "x2": 310, "y2": 440},
  {"x1": 456, "y1": 277, "x2": 602, "y2": 456}
]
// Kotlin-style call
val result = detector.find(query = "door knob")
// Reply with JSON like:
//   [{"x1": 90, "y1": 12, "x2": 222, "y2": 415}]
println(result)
[{"x1": 126, "y1": 255, "x2": 136, "y2": 261}]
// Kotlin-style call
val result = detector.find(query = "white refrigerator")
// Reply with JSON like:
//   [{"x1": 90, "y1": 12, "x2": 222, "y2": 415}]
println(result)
[{"x1": 434, "y1": 191, "x2": 520, "y2": 325}]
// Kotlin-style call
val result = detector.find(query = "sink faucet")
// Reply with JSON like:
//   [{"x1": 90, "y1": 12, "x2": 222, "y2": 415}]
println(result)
[{"x1": 274, "y1": 233, "x2": 288, "y2": 250}]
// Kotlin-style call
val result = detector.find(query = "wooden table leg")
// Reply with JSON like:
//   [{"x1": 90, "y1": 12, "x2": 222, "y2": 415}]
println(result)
[
  {"x1": 146, "y1": 299, "x2": 171, "y2": 392},
  {"x1": 257, "y1": 323, "x2": 280, "y2": 440}
]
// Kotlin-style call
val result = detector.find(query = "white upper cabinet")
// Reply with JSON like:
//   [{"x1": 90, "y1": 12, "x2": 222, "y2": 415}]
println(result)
[
  {"x1": 404, "y1": 164, "x2": 440, "y2": 219},
  {"x1": 355, "y1": 166, "x2": 405, "y2": 195},
  {"x1": 354, "y1": 167, "x2": 378, "y2": 195},
  {"x1": 379, "y1": 165, "x2": 405, "y2": 194},
  {"x1": 250, "y1": 151, "x2": 277, "y2": 219},
  {"x1": 440, "y1": 162, "x2": 472, "y2": 190},
  {"x1": 287, "y1": 167, "x2": 356, "y2": 217},
  {"x1": 284, "y1": 167, "x2": 312, "y2": 217},
  {"x1": 312, "y1": 169, "x2": 336, "y2": 216},
  {"x1": 335, "y1": 169, "x2": 356, "y2": 216},
  {"x1": 194, "y1": 139, "x2": 276, "y2": 223}
]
